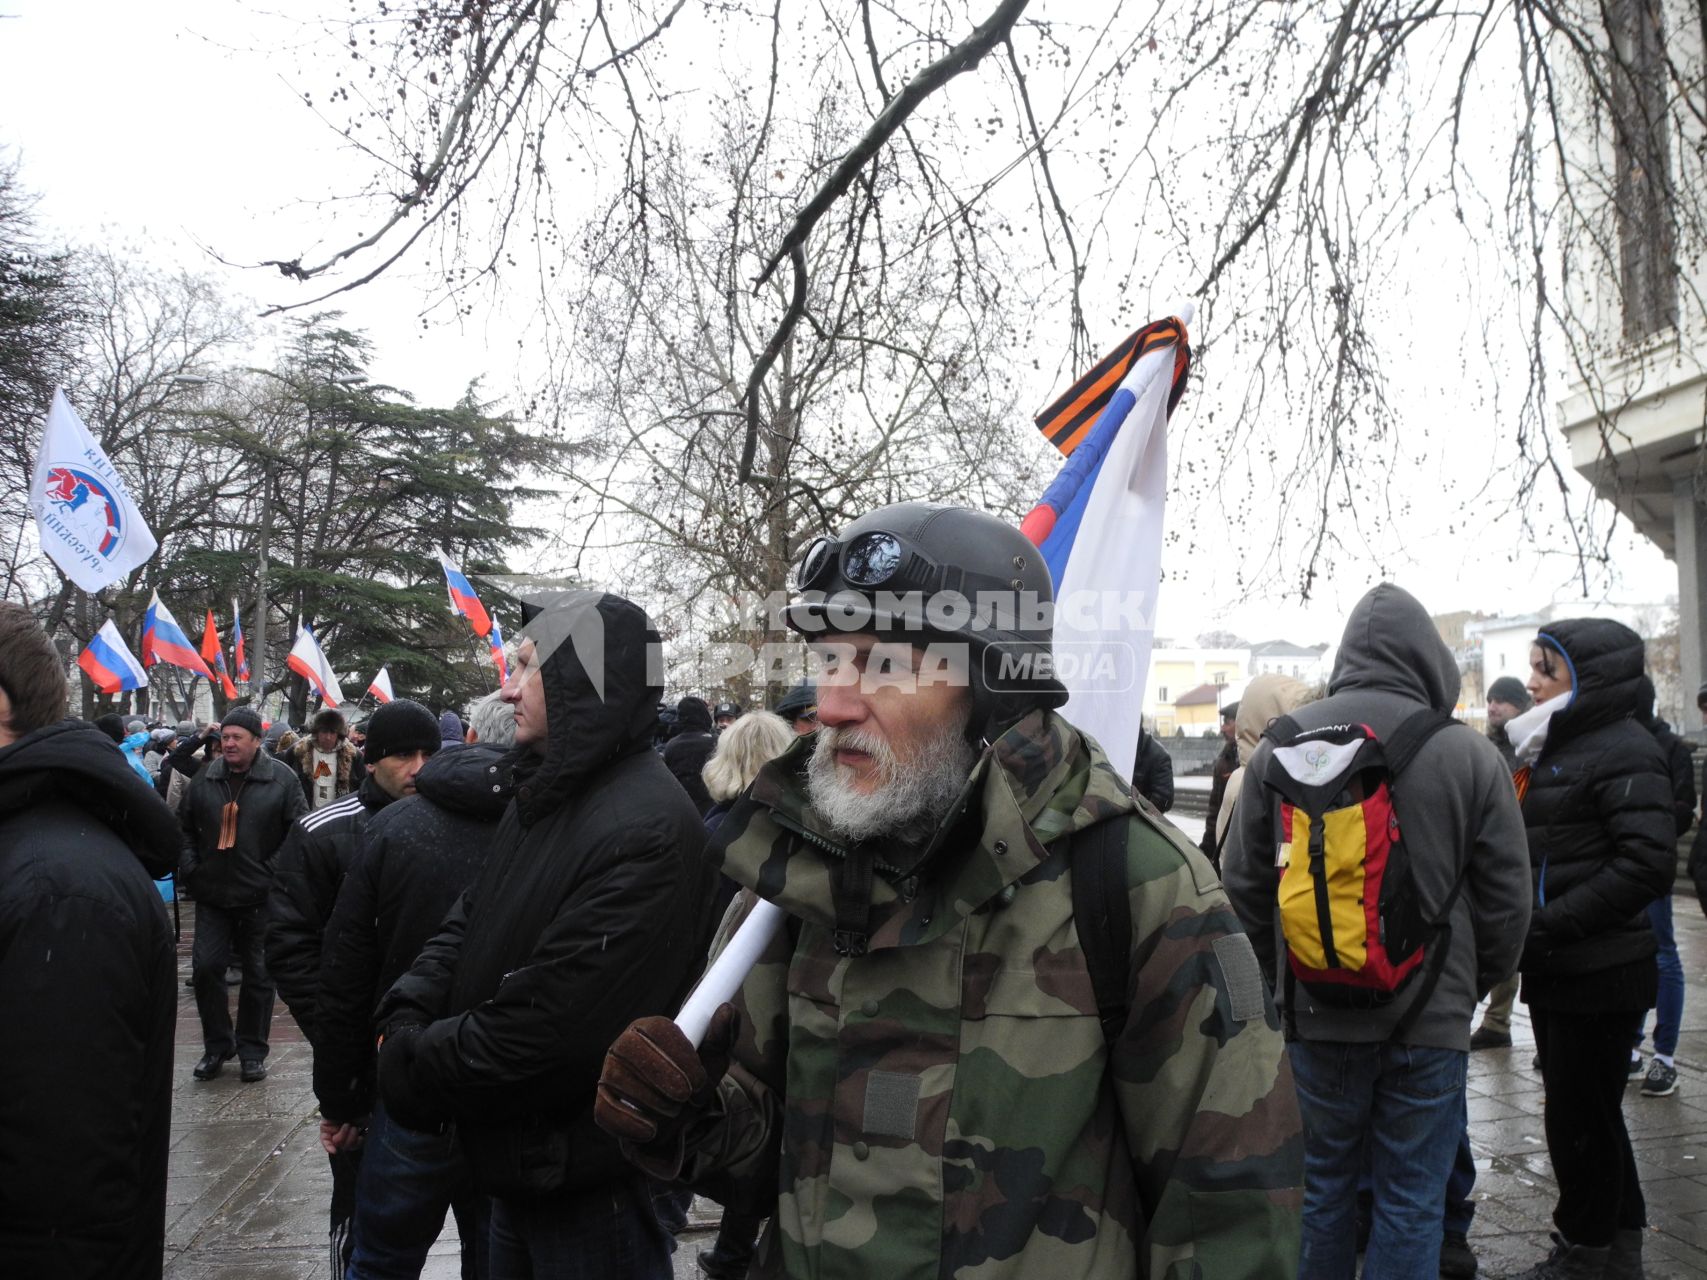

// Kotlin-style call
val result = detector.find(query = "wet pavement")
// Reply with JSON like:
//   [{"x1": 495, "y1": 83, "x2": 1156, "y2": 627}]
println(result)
[{"x1": 164, "y1": 894, "x2": 1707, "y2": 1278}]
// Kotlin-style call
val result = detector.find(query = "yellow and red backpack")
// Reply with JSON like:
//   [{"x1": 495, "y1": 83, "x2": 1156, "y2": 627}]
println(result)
[{"x1": 1259, "y1": 710, "x2": 1465, "y2": 1030}]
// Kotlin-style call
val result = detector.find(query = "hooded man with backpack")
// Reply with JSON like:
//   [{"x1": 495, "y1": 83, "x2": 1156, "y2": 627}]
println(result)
[
  {"x1": 1221, "y1": 582, "x2": 1530, "y2": 1280},
  {"x1": 594, "y1": 501, "x2": 1303, "y2": 1279}
]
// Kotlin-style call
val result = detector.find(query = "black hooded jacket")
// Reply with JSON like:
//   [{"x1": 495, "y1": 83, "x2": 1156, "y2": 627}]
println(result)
[
  {"x1": 663, "y1": 696, "x2": 717, "y2": 815},
  {"x1": 376, "y1": 593, "x2": 716, "y2": 1198},
  {"x1": 0, "y1": 722, "x2": 178, "y2": 1278},
  {"x1": 265, "y1": 773, "x2": 398, "y2": 1043},
  {"x1": 1222, "y1": 583, "x2": 1532, "y2": 1050},
  {"x1": 313, "y1": 744, "x2": 513, "y2": 1124},
  {"x1": 1518, "y1": 619, "x2": 1675, "y2": 1000}
]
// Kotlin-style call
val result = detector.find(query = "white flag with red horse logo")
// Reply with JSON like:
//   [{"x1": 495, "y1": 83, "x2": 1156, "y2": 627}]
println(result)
[{"x1": 31, "y1": 389, "x2": 158, "y2": 592}]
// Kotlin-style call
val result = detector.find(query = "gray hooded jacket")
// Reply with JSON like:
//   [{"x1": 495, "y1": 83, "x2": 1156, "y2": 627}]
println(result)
[{"x1": 1221, "y1": 583, "x2": 1531, "y2": 1050}]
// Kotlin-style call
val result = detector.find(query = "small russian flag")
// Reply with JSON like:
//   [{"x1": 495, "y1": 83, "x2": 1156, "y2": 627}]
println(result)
[
  {"x1": 78, "y1": 619, "x2": 148, "y2": 693},
  {"x1": 232, "y1": 597, "x2": 250, "y2": 682},
  {"x1": 437, "y1": 549, "x2": 492, "y2": 637},
  {"x1": 367, "y1": 667, "x2": 394, "y2": 704},
  {"x1": 142, "y1": 591, "x2": 214, "y2": 680},
  {"x1": 487, "y1": 618, "x2": 508, "y2": 685}
]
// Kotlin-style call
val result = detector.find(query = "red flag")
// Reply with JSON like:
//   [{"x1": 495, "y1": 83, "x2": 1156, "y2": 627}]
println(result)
[{"x1": 201, "y1": 609, "x2": 239, "y2": 699}]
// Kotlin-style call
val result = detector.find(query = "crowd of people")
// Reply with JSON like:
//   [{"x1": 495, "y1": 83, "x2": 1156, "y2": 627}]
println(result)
[{"x1": 0, "y1": 498, "x2": 1702, "y2": 1280}]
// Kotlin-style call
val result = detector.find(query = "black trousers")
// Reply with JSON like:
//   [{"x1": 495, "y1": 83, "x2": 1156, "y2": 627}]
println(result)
[
  {"x1": 1533, "y1": 1004, "x2": 1646, "y2": 1247},
  {"x1": 191, "y1": 901, "x2": 275, "y2": 1060}
]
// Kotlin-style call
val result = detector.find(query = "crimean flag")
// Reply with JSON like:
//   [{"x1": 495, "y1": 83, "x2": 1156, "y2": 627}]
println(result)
[
  {"x1": 367, "y1": 667, "x2": 395, "y2": 704},
  {"x1": 487, "y1": 617, "x2": 508, "y2": 685},
  {"x1": 287, "y1": 624, "x2": 346, "y2": 707},
  {"x1": 437, "y1": 549, "x2": 492, "y2": 637},
  {"x1": 201, "y1": 609, "x2": 239, "y2": 699},
  {"x1": 231, "y1": 597, "x2": 251, "y2": 682},
  {"x1": 142, "y1": 591, "x2": 214, "y2": 679},
  {"x1": 78, "y1": 619, "x2": 149, "y2": 693},
  {"x1": 1020, "y1": 307, "x2": 1193, "y2": 775}
]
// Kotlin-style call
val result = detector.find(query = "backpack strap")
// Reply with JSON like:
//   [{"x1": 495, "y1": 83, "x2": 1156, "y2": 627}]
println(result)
[
  {"x1": 1383, "y1": 708, "x2": 1459, "y2": 776},
  {"x1": 1070, "y1": 817, "x2": 1132, "y2": 1044},
  {"x1": 1263, "y1": 713, "x2": 1303, "y2": 748},
  {"x1": 1387, "y1": 859, "x2": 1472, "y2": 1041}
]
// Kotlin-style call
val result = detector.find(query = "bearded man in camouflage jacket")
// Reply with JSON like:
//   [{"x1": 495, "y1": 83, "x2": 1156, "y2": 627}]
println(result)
[{"x1": 598, "y1": 502, "x2": 1304, "y2": 1279}]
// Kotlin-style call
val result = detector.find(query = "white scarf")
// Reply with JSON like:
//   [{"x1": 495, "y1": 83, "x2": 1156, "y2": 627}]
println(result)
[{"x1": 1510, "y1": 691, "x2": 1572, "y2": 765}]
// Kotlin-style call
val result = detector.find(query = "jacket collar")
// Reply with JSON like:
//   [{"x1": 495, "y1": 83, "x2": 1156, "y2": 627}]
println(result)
[
  {"x1": 208, "y1": 750, "x2": 283, "y2": 785},
  {"x1": 716, "y1": 708, "x2": 1134, "y2": 951}
]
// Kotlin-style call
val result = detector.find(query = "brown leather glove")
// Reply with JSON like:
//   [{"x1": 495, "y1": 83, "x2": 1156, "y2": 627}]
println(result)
[{"x1": 595, "y1": 1004, "x2": 739, "y2": 1154}]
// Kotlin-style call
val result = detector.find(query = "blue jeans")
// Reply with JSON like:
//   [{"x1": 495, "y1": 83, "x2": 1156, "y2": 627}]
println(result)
[
  {"x1": 488, "y1": 1176, "x2": 671, "y2": 1280},
  {"x1": 1635, "y1": 895, "x2": 1682, "y2": 1058},
  {"x1": 1444, "y1": 1095, "x2": 1477, "y2": 1236},
  {"x1": 1290, "y1": 1040, "x2": 1468, "y2": 1280},
  {"x1": 347, "y1": 1102, "x2": 489, "y2": 1279}
]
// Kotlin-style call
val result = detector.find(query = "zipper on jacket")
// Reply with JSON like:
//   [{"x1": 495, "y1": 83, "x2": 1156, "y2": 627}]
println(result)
[{"x1": 770, "y1": 811, "x2": 907, "y2": 879}]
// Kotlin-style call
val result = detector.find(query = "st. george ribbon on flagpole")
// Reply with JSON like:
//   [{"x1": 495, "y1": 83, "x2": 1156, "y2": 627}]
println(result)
[
  {"x1": 30, "y1": 388, "x2": 157, "y2": 592},
  {"x1": 676, "y1": 310, "x2": 1193, "y2": 1049},
  {"x1": 1020, "y1": 306, "x2": 1192, "y2": 776}
]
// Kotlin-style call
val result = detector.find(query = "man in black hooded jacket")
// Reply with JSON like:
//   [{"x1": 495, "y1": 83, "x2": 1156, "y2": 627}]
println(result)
[
  {"x1": 375, "y1": 591, "x2": 716, "y2": 1277},
  {"x1": 314, "y1": 694, "x2": 516, "y2": 1279},
  {"x1": 663, "y1": 694, "x2": 718, "y2": 813},
  {"x1": 0, "y1": 604, "x2": 179, "y2": 1279}
]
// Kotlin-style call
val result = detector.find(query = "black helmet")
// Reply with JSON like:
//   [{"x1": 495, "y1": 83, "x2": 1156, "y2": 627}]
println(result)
[{"x1": 784, "y1": 502, "x2": 1066, "y2": 728}]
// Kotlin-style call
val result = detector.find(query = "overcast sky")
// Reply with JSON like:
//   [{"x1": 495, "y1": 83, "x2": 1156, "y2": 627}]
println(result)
[{"x1": 0, "y1": 0, "x2": 1682, "y2": 648}]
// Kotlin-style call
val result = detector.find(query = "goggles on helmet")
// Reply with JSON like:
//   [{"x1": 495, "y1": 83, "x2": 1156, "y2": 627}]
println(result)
[{"x1": 794, "y1": 530, "x2": 1026, "y2": 599}]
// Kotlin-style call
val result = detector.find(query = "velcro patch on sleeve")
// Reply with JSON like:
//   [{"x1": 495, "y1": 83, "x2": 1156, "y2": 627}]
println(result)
[
  {"x1": 1212, "y1": 933, "x2": 1267, "y2": 1023},
  {"x1": 862, "y1": 1070, "x2": 921, "y2": 1140}
]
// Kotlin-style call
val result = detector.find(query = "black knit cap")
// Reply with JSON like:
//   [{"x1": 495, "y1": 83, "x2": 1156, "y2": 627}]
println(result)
[
  {"x1": 363, "y1": 698, "x2": 441, "y2": 763},
  {"x1": 1486, "y1": 676, "x2": 1533, "y2": 711},
  {"x1": 220, "y1": 705, "x2": 265, "y2": 738}
]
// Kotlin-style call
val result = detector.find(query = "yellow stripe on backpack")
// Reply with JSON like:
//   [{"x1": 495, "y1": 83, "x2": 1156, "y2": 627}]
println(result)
[{"x1": 1277, "y1": 808, "x2": 1370, "y2": 973}]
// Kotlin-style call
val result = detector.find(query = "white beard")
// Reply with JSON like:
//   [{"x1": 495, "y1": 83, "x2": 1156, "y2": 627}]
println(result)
[{"x1": 805, "y1": 710, "x2": 978, "y2": 844}]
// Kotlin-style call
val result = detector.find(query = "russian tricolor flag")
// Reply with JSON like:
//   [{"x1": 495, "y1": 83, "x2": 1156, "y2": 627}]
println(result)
[
  {"x1": 487, "y1": 618, "x2": 508, "y2": 685},
  {"x1": 287, "y1": 625, "x2": 346, "y2": 707},
  {"x1": 437, "y1": 549, "x2": 492, "y2": 637},
  {"x1": 367, "y1": 667, "x2": 394, "y2": 704},
  {"x1": 78, "y1": 619, "x2": 148, "y2": 694},
  {"x1": 232, "y1": 597, "x2": 251, "y2": 682},
  {"x1": 1021, "y1": 309, "x2": 1192, "y2": 775},
  {"x1": 142, "y1": 591, "x2": 214, "y2": 679}
]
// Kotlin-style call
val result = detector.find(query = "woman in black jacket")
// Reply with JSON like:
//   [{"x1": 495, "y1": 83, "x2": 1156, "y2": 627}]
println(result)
[{"x1": 1510, "y1": 619, "x2": 1675, "y2": 1280}]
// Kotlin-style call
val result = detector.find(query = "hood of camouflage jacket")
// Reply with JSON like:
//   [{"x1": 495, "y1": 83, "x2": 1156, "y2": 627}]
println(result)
[{"x1": 710, "y1": 707, "x2": 1134, "y2": 949}]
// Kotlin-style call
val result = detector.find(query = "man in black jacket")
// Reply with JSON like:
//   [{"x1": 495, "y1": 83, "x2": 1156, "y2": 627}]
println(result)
[
  {"x1": 1130, "y1": 723, "x2": 1175, "y2": 812},
  {"x1": 0, "y1": 605, "x2": 179, "y2": 1280},
  {"x1": 663, "y1": 694, "x2": 718, "y2": 814},
  {"x1": 180, "y1": 704, "x2": 309, "y2": 1082},
  {"x1": 267, "y1": 698, "x2": 442, "y2": 1048},
  {"x1": 316, "y1": 694, "x2": 516, "y2": 1279},
  {"x1": 375, "y1": 592, "x2": 715, "y2": 1278},
  {"x1": 265, "y1": 698, "x2": 440, "y2": 1269},
  {"x1": 1200, "y1": 702, "x2": 1238, "y2": 861}
]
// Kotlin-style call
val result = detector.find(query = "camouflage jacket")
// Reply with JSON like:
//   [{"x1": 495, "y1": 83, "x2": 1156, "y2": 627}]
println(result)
[{"x1": 672, "y1": 709, "x2": 1302, "y2": 1279}]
